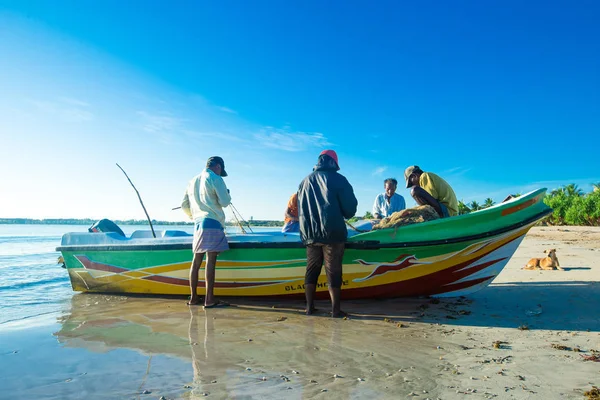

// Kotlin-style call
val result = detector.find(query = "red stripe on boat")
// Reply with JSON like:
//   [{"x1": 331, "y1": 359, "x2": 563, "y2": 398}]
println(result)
[
  {"x1": 75, "y1": 255, "x2": 128, "y2": 274},
  {"x1": 354, "y1": 255, "x2": 420, "y2": 282},
  {"x1": 501, "y1": 198, "x2": 536, "y2": 216},
  {"x1": 75, "y1": 255, "x2": 286, "y2": 289}
]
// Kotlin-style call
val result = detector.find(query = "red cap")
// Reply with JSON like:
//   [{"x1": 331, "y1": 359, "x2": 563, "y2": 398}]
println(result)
[{"x1": 319, "y1": 149, "x2": 339, "y2": 167}]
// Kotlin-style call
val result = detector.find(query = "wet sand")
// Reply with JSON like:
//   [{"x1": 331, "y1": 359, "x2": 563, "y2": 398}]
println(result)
[{"x1": 1, "y1": 226, "x2": 599, "y2": 399}]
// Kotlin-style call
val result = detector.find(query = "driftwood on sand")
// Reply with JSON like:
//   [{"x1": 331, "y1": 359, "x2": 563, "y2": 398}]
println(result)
[{"x1": 372, "y1": 205, "x2": 440, "y2": 230}]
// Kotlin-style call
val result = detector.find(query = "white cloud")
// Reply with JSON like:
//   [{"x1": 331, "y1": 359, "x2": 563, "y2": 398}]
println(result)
[
  {"x1": 136, "y1": 111, "x2": 185, "y2": 133},
  {"x1": 443, "y1": 166, "x2": 471, "y2": 176},
  {"x1": 253, "y1": 126, "x2": 330, "y2": 152},
  {"x1": 182, "y1": 129, "x2": 248, "y2": 143},
  {"x1": 28, "y1": 98, "x2": 94, "y2": 122},
  {"x1": 372, "y1": 166, "x2": 387, "y2": 176},
  {"x1": 57, "y1": 97, "x2": 90, "y2": 107},
  {"x1": 217, "y1": 106, "x2": 237, "y2": 114}
]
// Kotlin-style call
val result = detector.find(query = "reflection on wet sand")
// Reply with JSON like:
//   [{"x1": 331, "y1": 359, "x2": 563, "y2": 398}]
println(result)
[
  {"x1": 188, "y1": 307, "x2": 230, "y2": 397},
  {"x1": 55, "y1": 294, "x2": 448, "y2": 399}
]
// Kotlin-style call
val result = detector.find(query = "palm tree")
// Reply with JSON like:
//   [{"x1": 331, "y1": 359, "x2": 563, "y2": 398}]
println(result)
[
  {"x1": 564, "y1": 183, "x2": 583, "y2": 197},
  {"x1": 364, "y1": 211, "x2": 373, "y2": 219},
  {"x1": 458, "y1": 200, "x2": 471, "y2": 215},
  {"x1": 550, "y1": 187, "x2": 565, "y2": 196},
  {"x1": 468, "y1": 201, "x2": 481, "y2": 212},
  {"x1": 483, "y1": 198, "x2": 495, "y2": 208},
  {"x1": 592, "y1": 182, "x2": 600, "y2": 192}
]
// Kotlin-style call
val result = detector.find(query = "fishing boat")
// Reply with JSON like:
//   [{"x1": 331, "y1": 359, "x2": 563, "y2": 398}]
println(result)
[{"x1": 56, "y1": 188, "x2": 552, "y2": 298}]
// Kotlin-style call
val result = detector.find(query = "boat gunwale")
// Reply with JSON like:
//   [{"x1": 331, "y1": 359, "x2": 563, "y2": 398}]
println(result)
[{"x1": 56, "y1": 209, "x2": 552, "y2": 253}]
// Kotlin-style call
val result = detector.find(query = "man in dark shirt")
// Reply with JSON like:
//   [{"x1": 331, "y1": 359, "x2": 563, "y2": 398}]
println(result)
[{"x1": 297, "y1": 150, "x2": 358, "y2": 318}]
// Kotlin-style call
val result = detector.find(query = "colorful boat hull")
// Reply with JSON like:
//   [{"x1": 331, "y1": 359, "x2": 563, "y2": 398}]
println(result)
[{"x1": 57, "y1": 189, "x2": 552, "y2": 298}]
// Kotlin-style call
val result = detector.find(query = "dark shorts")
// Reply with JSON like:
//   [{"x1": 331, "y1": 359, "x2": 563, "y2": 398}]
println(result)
[
  {"x1": 439, "y1": 203, "x2": 450, "y2": 218},
  {"x1": 305, "y1": 242, "x2": 345, "y2": 288}
]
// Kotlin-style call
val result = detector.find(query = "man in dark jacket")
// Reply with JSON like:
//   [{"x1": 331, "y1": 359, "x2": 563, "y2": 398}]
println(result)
[{"x1": 298, "y1": 150, "x2": 358, "y2": 318}]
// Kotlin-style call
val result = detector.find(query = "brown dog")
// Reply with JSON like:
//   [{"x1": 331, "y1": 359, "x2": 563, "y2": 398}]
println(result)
[{"x1": 523, "y1": 249, "x2": 563, "y2": 271}]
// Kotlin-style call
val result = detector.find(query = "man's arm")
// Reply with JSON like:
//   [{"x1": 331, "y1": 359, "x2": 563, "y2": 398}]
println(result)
[
  {"x1": 181, "y1": 192, "x2": 193, "y2": 220},
  {"x1": 338, "y1": 177, "x2": 358, "y2": 219},
  {"x1": 372, "y1": 195, "x2": 383, "y2": 219},
  {"x1": 213, "y1": 176, "x2": 232, "y2": 207}
]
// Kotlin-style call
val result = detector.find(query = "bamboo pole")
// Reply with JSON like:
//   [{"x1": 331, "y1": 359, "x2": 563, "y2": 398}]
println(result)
[{"x1": 116, "y1": 163, "x2": 156, "y2": 238}]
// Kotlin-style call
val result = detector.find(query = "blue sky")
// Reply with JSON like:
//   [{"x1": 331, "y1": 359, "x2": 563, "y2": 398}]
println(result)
[{"x1": 1, "y1": 1, "x2": 598, "y2": 222}]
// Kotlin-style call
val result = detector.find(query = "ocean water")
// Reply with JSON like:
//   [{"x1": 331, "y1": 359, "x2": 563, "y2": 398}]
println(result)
[
  {"x1": 0, "y1": 223, "x2": 277, "y2": 327},
  {"x1": 0, "y1": 223, "x2": 195, "y2": 326}
]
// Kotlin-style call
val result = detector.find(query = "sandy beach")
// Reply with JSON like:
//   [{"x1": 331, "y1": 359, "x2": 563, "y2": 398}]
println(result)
[{"x1": 1, "y1": 226, "x2": 599, "y2": 399}]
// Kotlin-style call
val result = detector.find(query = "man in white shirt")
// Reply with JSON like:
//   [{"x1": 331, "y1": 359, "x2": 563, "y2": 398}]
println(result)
[
  {"x1": 372, "y1": 178, "x2": 406, "y2": 219},
  {"x1": 182, "y1": 156, "x2": 231, "y2": 308}
]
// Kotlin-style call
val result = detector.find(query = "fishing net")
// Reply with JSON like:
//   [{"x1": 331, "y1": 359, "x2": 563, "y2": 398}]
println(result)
[{"x1": 372, "y1": 205, "x2": 440, "y2": 230}]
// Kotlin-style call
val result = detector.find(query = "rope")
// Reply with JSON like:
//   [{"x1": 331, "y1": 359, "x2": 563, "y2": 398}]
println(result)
[
  {"x1": 345, "y1": 220, "x2": 369, "y2": 233},
  {"x1": 229, "y1": 207, "x2": 247, "y2": 234},
  {"x1": 230, "y1": 202, "x2": 254, "y2": 233}
]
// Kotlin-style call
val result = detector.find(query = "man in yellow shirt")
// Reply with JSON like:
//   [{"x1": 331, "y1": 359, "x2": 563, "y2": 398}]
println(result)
[{"x1": 404, "y1": 166, "x2": 458, "y2": 218}]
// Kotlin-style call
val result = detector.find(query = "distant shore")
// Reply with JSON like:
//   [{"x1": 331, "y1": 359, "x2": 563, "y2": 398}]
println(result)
[{"x1": 0, "y1": 218, "x2": 284, "y2": 227}]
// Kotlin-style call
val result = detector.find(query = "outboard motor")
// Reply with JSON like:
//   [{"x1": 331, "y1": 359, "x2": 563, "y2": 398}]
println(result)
[{"x1": 88, "y1": 219, "x2": 125, "y2": 237}]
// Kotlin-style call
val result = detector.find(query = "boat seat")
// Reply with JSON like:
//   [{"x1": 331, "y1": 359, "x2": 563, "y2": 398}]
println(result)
[
  {"x1": 130, "y1": 230, "x2": 155, "y2": 239},
  {"x1": 161, "y1": 230, "x2": 191, "y2": 238}
]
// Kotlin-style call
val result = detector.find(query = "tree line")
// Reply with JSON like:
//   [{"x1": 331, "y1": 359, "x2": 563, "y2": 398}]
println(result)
[
  {"x1": 542, "y1": 183, "x2": 600, "y2": 226},
  {"x1": 457, "y1": 183, "x2": 600, "y2": 226}
]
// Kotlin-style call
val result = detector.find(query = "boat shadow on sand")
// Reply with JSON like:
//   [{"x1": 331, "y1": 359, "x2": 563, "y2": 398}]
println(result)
[
  {"x1": 56, "y1": 278, "x2": 600, "y2": 344},
  {"x1": 227, "y1": 280, "x2": 600, "y2": 333}
]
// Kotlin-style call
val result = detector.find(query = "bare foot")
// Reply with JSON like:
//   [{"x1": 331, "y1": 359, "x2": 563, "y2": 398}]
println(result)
[
  {"x1": 187, "y1": 296, "x2": 202, "y2": 306},
  {"x1": 203, "y1": 300, "x2": 230, "y2": 309},
  {"x1": 305, "y1": 306, "x2": 318, "y2": 315},
  {"x1": 331, "y1": 310, "x2": 348, "y2": 318}
]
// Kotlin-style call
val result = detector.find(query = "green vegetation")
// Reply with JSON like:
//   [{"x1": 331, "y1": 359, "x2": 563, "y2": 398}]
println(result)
[
  {"x1": 0, "y1": 218, "x2": 284, "y2": 227},
  {"x1": 348, "y1": 211, "x2": 372, "y2": 223},
  {"x1": 233, "y1": 220, "x2": 283, "y2": 227},
  {"x1": 458, "y1": 200, "x2": 470, "y2": 215},
  {"x1": 468, "y1": 200, "x2": 481, "y2": 212},
  {"x1": 483, "y1": 198, "x2": 495, "y2": 208},
  {"x1": 458, "y1": 184, "x2": 600, "y2": 226},
  {"x1": 458, "y1": 193, "x2": 523, "y2": 215},
  {"x1": 543, "y1": 184, "x2": 600, "y2": 226}
]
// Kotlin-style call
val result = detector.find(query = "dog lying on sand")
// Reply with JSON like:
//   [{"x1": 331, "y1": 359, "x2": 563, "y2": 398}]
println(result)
[{"x1": 523, "y1": 248, "x2": 563, "y2": 271}]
